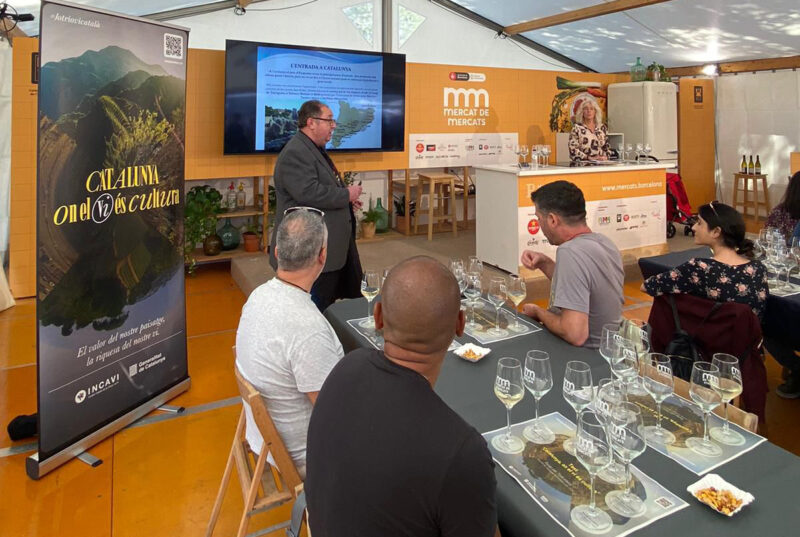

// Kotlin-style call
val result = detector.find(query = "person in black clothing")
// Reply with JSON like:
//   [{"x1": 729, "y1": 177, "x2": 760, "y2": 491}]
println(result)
[{"x1": 305, "y1": 256, "x2": 498, "y2": 537}]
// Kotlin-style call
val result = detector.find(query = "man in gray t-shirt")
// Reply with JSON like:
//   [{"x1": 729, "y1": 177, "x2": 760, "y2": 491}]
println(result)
[
  {"x1": 521, "y1": 181, "x2": 624, "y2": 348},
  {"x1": 236, "y1": 208, "x2": 343, "y2": 478}
]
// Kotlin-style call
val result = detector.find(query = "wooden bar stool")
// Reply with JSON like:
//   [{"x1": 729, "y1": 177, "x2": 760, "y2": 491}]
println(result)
[
  {"x1": 732, "y1": 173, "x2": 770, "y2": 220},
  {"x1": 414, "y1": 172, "x2": 458, "y2": 240}
]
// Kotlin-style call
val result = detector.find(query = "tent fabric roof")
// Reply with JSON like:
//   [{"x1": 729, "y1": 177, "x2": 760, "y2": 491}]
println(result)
[{"x1": 8, "y1": 0, "x2": 800, "y2": 72}]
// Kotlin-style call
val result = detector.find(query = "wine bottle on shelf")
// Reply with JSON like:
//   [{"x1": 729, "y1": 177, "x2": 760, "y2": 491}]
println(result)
[
  {"x1": 741, "y1": 155, "x2": 747, "y2": 174},
  {"x1": 226, "y1": 181, "x2": 237, "y2": 211},
  {"x1": 755, "y1": 155, "x2": 761, "y2": 175},
  {"x1": 748, "y1": 156, "x2": 754, "y2": 175},
  {"x1": 236, "y1": 182, "x2": 247, "y2": 210}
]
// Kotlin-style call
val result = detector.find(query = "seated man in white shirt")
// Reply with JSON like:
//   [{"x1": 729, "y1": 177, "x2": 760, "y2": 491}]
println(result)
[{"x1": 235, "y1": 207, "x2": 344, "y2": 478}]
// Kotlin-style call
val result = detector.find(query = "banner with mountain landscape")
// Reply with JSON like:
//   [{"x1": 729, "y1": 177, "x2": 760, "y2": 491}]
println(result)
[{"x1": 35, "y1": 1, "x2": 189, "y2": 464}]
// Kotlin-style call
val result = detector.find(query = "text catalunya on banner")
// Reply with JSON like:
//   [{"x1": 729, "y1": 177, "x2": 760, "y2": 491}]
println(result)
[{"x1": 30, "y1": 0, "x2": 190, "y2": 479}]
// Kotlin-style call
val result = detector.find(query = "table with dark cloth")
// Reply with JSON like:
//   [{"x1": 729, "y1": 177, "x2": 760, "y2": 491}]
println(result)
[
  {"x1": 325, "y1": 298, "x2": 799, "y2": 537},
  {"x1": 638, "y1": 246, "x2": 800, "y2": 348}
]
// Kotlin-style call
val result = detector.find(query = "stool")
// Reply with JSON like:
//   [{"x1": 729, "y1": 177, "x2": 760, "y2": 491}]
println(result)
[
  {"x1": 732, "y1": 173, "x2": 770, "y2": 220},
  {"x1": 414, "y1": 173, "x2": 458, "y2": 240}
]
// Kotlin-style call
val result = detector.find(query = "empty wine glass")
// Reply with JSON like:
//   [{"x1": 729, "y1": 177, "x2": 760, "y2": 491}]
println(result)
[
  {"x1": 642, "y1": 353, "x2": 677, "y2": 445},
  {"x1": 635, "y1": 142, "x2": 644, "y2": 163},
  {"x1": 643, "y1": 142, "x2": 652, "y2": 161},
  {"x1": 784, "y1": 248, "x2": 799, "y2": 288},
  {"x1": 617, "y1": 142, "x2": 625, "y2": 161},
  {"x1": 598, "y1": 322, "x2": 622, "y2": 374},
  {"x1": 487, "y1": 277, "x2": 509, "y2": 337},
  {"x1": 449, "y1": 258, "x2": 464, "y2": 275},
  {"x1": 625, "y1": 143, "x2": 634, "y2": 163},
  {"x1": 513, "y1": 144, "x2": 522, "y2": 168},
  {"x1": 563, "y1": 361, "x2": 593, "y2": 455},
  {"x1": 529, "y1": 145, "x2": 540, "y2": 169},
  {"x1": 605, "y1": 402, "x2": 647, "y2": 518},
  {"x1": 571, "y1": 412, "x2": 614, "y2": 533},
  {"x1": 686, "y1": 362, "x2": 723, "y2": 457},
  {"x1": 506, "y1": 275, "x2": 527, "y2": 332},
  {"x1": 542, "y1": 145, "x2": 552, "y2": 167},
  {"x1": 709, "y1": 353, "x2": 745, "y2": 446},
  {"x1": 610, "y1": 342, "x2": 639, "y2": 396},
  {"x1": 595, "y1": 378, "x2": 628, "y2": 485},
  {"x1": 464, "y1": 271, "x2": 482, "y2": 329},
  {"x1": 492, "y1": 357, "x2": 526, "y2": 454},
  {"x1": 468, "y1": 255, "x2": 483, "y2": 276},
  {"x1": 359, "y1": 270, "x2": 380, "y2": 328},
  {"x1": 523, "y1": 350, "x2": 555, "y2": 444}
]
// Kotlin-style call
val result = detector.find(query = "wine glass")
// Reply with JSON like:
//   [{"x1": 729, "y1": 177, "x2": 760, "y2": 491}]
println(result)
[
  {"x1": 359, "y1": 270, "x2": 380, "y2": 328},
  {"x1": 570, "y1": 412, "x2": 614, "y2": 533},
  {"x1": 563, "y1": 361, "x2": 593, "y2": 455},
  {"x1": 529, "y1": 145, "x2": 539, "y2": 169},
  {"x1": 620, "y1": 319, "x2": 650, "y2": 396},
  {"x1": 492, "y1": 357, "x2": 526, "y2": 454},
  {"x1": 790, "y1": 237, "x2": 800, "y2": 286},
  {"x1": 542, "y1": 145, "x2": 552, "y2": 167},
  {"x1": 617, "y1": 142, "x2": 625, "y2": 161},
  {"x1": 784, "y1": 248, "x2": 798, "y2": 288},
  {"x1": 642, "y1": 353, "x2": 677, "y2": 445},
  {"x1": 464, "y1": 271, "x2": 482, "y2": 329},
  {"x1": 605, "y1": 402, "x2": 647, "y2": 518},
  {"x1": 487, "y1": 277, "x2": 509, "y2": 337},
  {"x1": 519, "y1": 144, "x2": 529, "y2": 168},
  {"x1": 643, "y1": 142, "x2": 652, "y2": 161},
  {"x1": 468, "y1": 255, "x2": 483, "y2": 276},
  {"x1": 513, "y1": 144, "x2": 522, "y2": 168},
  {"x1": 449, "y1": 258, "x2": 464, "y2": 276},
  {"x1": 598, "y1": 322, "x2": 622, "y2": 374},
  {"x1": 686, "y1": 362, "x2": 723, "y2": 457},
  {"x1": 595, "y1": 378, "x2": 628, "y2": 485},
  {"x1": 610, "y1": 342, "x2": 639, "y2": 397},
  {"x1": 635, "y1": 142, "x2": 644, "y2": 163},
  {"x1": 523, "y1": 350, "x2": 555, "y2": 444},
  {"x1": 506, "y1": 275, "x2": 528, "y2": 333},
  {"x1": 381, "y1": 267, "x2": 391, "y2": 287},
  {"x1": 709, "y1": 353, "x2": 745, "y2": 446}
]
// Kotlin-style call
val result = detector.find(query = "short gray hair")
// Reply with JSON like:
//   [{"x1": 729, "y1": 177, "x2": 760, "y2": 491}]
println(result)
[
  {"x1": 574, "y1": 99, "x2": 603, "y2": 126},
  {"x1": 275, "y1": 210, "x2": 327, "y2": 271}
]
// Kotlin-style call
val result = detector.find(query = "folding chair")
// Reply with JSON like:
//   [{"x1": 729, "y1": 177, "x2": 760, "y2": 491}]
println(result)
[{"x1": 206, "y1": 365, "x2": 305, "y2": 537}]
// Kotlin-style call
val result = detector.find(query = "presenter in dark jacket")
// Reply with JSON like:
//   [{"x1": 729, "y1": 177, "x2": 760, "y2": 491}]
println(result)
[{"x1": 270, "y1": 100, "x2": 364, "y2": 312}]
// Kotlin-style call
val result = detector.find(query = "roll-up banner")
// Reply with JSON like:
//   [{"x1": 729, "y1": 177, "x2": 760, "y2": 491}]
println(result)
[{"x1": 29, "y1": 0, "x2": 190, "y2": 479}]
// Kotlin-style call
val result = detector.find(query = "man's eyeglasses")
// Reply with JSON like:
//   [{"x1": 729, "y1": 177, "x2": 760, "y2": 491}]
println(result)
[
  {"x1": 312, "y1": 117, "x2": 337, "y2": 125},
  {"x1": 284, "y1": 206, "x2": 325, "y2": 217}
]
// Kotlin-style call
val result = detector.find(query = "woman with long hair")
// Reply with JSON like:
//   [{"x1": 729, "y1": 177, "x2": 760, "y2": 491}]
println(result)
[
  {"x1": 642, "y1": 201, "x2": 768, "y2": 319},
  {"x1": 568, "y1": 99, "x2": 610, "y2": 162},
  {"x1": 765, "y1": 171, "x2": 800, "y2": 240}
]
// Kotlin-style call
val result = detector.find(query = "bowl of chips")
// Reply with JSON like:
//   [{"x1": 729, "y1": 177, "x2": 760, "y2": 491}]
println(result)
[
  {"x1": 453, "y1": 343, "x2": 491, "y2": 362},
  {"x1": 686, "y1": 474, "x2": 754, "y2": 516}
]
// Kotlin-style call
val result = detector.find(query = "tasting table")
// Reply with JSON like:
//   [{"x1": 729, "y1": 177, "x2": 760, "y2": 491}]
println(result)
[
  {"x1": 324, "y1": 298, "x2": 800, "y2": 537},
  {"x1": 638, "y1": 247, "x2": 800, "y2": 349}
]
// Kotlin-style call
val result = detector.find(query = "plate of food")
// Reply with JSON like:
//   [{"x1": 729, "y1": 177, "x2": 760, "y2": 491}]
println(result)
[
  {"x1": 687, "y1": 474, "x2": 754, "y2": 516},
  {"x1": 453, "y1": 343, "x2": 491, "y2": 363}
]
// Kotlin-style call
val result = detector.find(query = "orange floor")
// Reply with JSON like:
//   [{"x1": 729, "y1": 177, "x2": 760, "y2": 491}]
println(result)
[{"x1": 1, "y1": 265, "x2": 798, "y2": 536}]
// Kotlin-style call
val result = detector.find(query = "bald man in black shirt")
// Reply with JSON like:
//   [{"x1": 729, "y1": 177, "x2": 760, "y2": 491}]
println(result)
[{"x1": 305, "y1": 256, "x2": 498, "y2": 537}]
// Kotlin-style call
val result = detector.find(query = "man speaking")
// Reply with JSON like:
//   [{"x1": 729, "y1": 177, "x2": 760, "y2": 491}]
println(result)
[{"x1": 270, "y1": 100, "x2": 364, "y2": 312}]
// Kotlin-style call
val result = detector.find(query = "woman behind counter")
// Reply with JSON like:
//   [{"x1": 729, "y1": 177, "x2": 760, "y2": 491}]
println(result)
[{"x1": 568, "y1": 99, "x2": 611, "y2": 162}]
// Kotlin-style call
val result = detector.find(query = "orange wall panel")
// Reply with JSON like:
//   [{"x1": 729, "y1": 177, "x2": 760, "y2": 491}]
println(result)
[
  {"x1": 791, "y1": 152, "x2": 799, "y2": 174},
  {"x1": 9, "y1": 37, "x2": 38, "y2": 299},
  {"x1": 678, "y1": 78, "x2": 716, "y2": 208}
]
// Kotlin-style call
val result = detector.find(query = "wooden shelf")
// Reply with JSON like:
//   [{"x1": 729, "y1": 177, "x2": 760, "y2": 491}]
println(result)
[
  {"x1": 189, "y1": 244, "x2": 265, "y2": 265},
  {"x1": 216, "y1": 206, "x2": 264, "y2": 219}
]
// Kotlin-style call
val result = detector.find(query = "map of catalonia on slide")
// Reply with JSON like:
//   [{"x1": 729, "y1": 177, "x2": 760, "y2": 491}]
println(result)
[{"x1": 331, "y1": 101, "x2": 375, "y2": 148}]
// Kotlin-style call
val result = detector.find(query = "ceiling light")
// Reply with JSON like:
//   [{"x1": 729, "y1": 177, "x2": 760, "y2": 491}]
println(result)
[{"x1": 701, "y1": 64, "x2": 718, "y2": 76}]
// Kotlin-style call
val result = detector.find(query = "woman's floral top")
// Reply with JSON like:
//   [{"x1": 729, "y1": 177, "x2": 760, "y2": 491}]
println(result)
[{"x1": 643, "y1": 257, "x2": 768, "y2": 319}]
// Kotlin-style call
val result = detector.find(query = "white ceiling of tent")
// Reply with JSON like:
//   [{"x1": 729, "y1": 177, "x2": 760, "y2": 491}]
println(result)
[
  {"x1": 7, "y1": 0, "x2": 800, "y2": 72},
  {"x1": 452, "y1": 0, "x2": 800, "y2": 72}
]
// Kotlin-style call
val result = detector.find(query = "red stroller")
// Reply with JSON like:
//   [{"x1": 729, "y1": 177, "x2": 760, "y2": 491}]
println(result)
[{"x1": 666, "y1": 172, "x2": 696, "y2": 238}]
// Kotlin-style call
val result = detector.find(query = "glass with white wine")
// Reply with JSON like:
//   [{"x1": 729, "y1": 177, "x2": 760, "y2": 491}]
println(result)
[
  {"x1": 506, "y1": 275, "x2": 528, "y2": 333},
  {"x1": 686, "y1": 362, "x2": 723, "y2": 457},
  {"x1": 359, "y1": 270, "x2": 380, "y2": 329},
  {"x1": 492, "y1": 357, "x2": 526, "y2": 454},
  {"x1": 562, "y1": 361, "x2": 593, "y2": 455},
  {"x1": 570, "y1": 411, "x2": 614, "y2": 534},
  {"x1": 522, "y1": 351, "x2": 555, "y2": 444},
  {"x1": 641, "y1": 353, "x2": 676, "y2": 445},
  {"x1": 464, "y1": 271, "x2": 482, "y2": 329},
  {"x1": 709, "y1": 353, "x2": 745, "y2": 446},
  {"x1": 487, "y1": 277, "x2": 509, "y2": 337}
]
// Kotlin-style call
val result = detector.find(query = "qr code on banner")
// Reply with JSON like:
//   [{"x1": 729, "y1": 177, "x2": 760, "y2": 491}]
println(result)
[{"x1": 163, "y1": 33, "x2": 184, "y2": 59}]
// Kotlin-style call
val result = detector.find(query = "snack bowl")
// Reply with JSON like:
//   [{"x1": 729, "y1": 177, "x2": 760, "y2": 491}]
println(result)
[
  {"x1": 453, "y1": 343, "x2": 491, "y2": 362},
  {"x1": 686, "y1": 474, "x2": 754, "y2": 516}
]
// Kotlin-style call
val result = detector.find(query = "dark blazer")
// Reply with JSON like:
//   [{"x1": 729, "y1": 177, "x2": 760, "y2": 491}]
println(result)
[{"x1": 270, "y1": 132, "x2": 353, "y2": 272}]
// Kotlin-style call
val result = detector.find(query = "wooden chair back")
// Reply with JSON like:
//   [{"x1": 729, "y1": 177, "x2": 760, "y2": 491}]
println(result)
[{"x1": 206, "y1": 349, "x2": 304, "y2": 537}]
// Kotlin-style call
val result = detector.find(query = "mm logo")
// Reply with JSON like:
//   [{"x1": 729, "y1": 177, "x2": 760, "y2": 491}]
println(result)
[{"x1": 443, "y1": 87, "x2": 489, "y2": 107}]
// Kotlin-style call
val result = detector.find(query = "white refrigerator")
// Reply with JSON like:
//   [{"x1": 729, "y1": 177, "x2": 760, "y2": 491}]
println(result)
[{"x1": 607, "y1": 82, "x2": 678, "y2": 167}]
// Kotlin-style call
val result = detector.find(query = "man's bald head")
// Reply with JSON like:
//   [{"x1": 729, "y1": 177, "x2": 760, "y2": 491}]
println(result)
[{"x1": 380, "y1": 256, "x2": 462, "y2": 353}]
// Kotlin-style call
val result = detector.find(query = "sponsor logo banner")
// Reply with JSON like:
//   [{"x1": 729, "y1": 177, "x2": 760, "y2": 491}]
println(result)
[{"x1": 409, "y1": 133, "x2": 518, "y2": 168}]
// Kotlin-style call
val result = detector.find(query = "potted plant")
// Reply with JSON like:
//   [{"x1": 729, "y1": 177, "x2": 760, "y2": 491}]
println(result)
[
  {"x1": 393, "y1": 194, "x2": 416, "y2": 231},
  {"x1": 361, "y1": 207, "x2": 381, "y2": 240},
  {"x1": 242, "y1": 216, "x2": 261, "y2": 252},
  {"x1": 185, "y1": 185, "x2": 223, "y2": 272}
]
